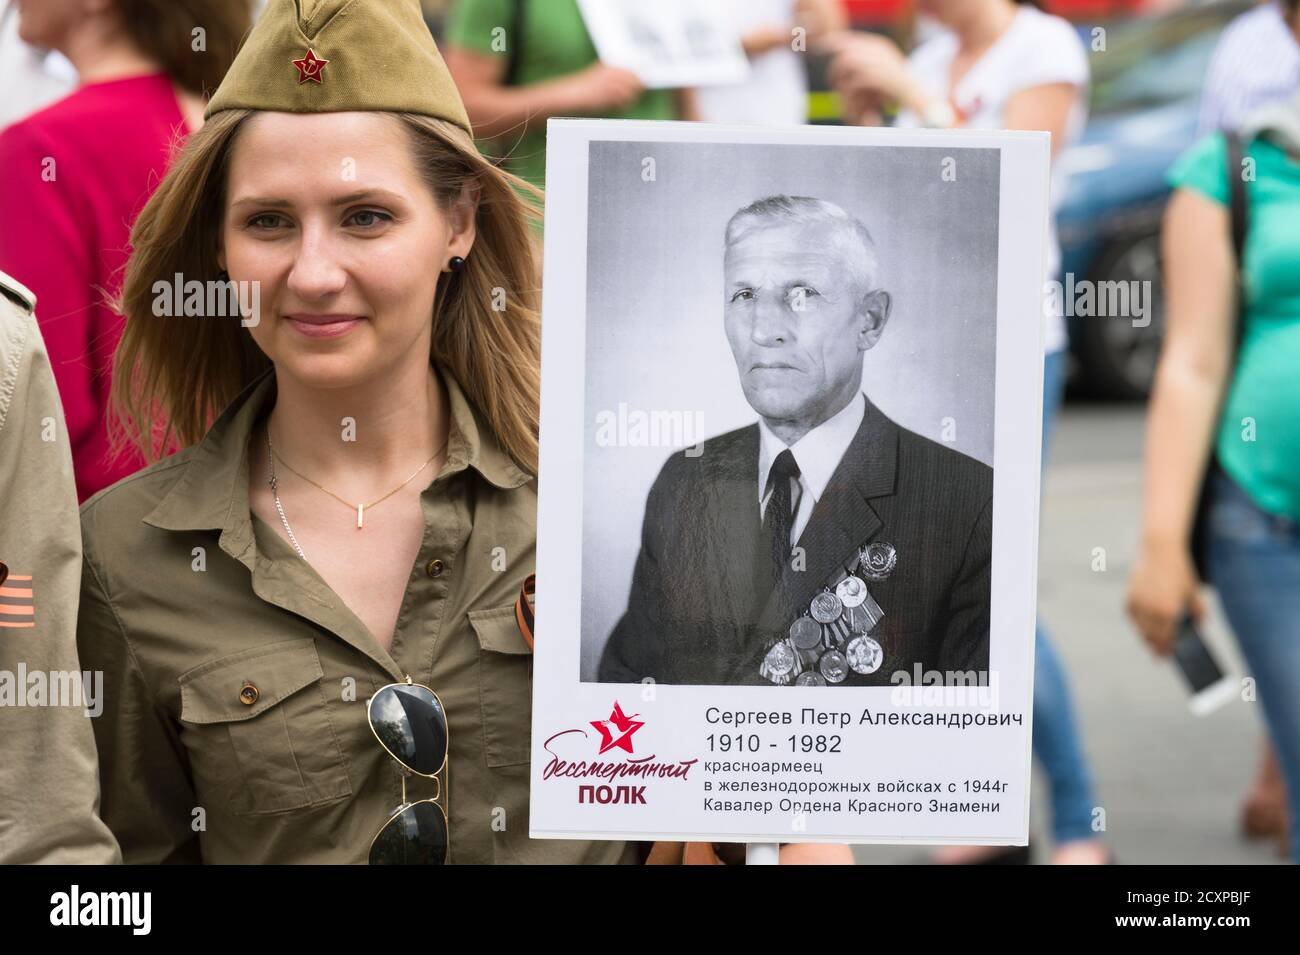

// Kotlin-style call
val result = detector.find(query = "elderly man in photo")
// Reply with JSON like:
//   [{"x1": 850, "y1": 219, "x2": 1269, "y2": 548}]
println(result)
[{"x1": 598, "y1": 195, "x2": 993, "y2": 687}]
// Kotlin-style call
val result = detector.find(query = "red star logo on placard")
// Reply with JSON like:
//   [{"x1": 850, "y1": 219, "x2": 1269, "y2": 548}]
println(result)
[
  {"x1": 291, "y1": 48, "x2": 329, "y2": 84},
  {"x1": 590, "y1": 701, "x2": 644, "y2": 755}
]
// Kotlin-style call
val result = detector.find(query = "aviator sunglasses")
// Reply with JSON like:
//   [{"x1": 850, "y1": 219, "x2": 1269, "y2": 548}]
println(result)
[{"x1": 366, "y1": 678, "x2": 449, "y2": 865}]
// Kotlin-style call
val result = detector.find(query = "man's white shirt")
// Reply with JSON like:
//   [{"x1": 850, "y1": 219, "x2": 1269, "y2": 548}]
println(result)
[{"x1": 757, "y1": 391, "x2": 866, "y2": 547}]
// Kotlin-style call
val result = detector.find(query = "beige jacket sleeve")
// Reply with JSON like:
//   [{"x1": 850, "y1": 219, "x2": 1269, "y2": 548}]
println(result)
[
  {"x1": 77, "y1": 519, "x2": 202, "y2": 864},
  {"x1": 0, "y1": 274, "x2": 121, "y2": 864}
]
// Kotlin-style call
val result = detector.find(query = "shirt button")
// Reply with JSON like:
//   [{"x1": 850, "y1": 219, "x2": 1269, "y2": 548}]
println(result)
[
  {"x1": 239, "y1": 682, "x2": 260, "y2": 705},
  {"x1": 426, "y1": 558, "x2": 445, "y2": 578}
]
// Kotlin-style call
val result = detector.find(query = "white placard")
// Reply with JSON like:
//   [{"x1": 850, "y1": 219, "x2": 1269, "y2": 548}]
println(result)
[
  {"x1": 576, "y1": 0, "x2": 750, "y2": 89},
  {"x1": 530, "y1": 119, "x2": 1051, "y2": 845}
]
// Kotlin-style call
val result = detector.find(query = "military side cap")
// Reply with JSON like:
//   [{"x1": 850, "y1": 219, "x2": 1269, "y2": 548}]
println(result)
[{"x1": 205, "y1": 0, "x2": 471, "y2": 133}]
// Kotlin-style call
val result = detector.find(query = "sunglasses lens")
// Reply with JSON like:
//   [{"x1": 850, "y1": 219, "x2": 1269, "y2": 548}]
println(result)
[
  {"x1": 369, "y1": 683, "x2": 447, "y2": 776},
  {"x1": 369, "y1": 801, "x2": 448, "y2": 865}
]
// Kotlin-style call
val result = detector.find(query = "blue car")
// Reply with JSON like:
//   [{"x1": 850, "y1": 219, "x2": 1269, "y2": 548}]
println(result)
[{"x1": 1057, "y1": 1, "x2": 1251, "y2": 398}]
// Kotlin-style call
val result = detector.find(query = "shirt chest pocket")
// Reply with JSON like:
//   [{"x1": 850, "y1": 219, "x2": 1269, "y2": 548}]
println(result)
[
  {"x1": 177, "y1": 637, "x2": 354, "y2": 816},
  {"x1": 468, "y1": 606, "x2": 533, "y2": 768}
]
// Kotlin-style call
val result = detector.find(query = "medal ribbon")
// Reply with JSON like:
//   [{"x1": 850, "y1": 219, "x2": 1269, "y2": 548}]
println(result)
[{"x1": 515, "y1": 573, "x2": 536, "y2": 651}]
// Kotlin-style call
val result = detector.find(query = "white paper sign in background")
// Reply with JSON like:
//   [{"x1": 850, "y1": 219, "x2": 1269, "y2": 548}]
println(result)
[{"x1": 576, "y1": 0, "x2": 750, "y2": 89}]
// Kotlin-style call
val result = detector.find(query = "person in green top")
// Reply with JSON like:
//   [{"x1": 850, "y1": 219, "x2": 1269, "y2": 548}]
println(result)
[
  {"x1": 1165, "y1": 131, "x2": 1300, "y2": 522},
  {"x1": 442, "y1": 0, "x2": 694, "y2": 190},
  {"x1": 1127, "y1": 70, "x2": 1300, "y2": 864}
]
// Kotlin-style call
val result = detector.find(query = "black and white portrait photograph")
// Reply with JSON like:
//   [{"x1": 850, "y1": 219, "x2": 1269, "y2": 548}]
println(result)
[
  {"x1": 572, "y1": 136, "x2": 1006, "y2": 688},
  {"x1": 586, "y1": 142, "x2": 999, "y2": 688}
]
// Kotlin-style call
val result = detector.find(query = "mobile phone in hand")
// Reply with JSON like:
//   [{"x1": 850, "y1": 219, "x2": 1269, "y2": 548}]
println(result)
[{"x1": 1172, "y1": 614, "x2": 1235, "y2": 716}]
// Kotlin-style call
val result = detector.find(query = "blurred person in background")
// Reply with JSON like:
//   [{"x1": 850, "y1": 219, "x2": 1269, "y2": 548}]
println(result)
[
  {"x1": 442, "y1": 0, "x2": 696, "y2": 191},
  {"x1": 1198, "y1": 0, "x2": 1300, "y2": 137},
  {"x1": 1195, "y1": 0, "x2": 1299, "y2": 849},
  {"x1": 827, "y1": 0, "x2": 1107, "y2": 865},
  {"x1": 0, "y1": 0, "x2": 252, "y2": 502},
  {"x1": 694, "y1": 0, "x2": 845, "y2": 126},
  {"x1": 1128, "y1": 4, "x2": 1300, "y2": 864}
]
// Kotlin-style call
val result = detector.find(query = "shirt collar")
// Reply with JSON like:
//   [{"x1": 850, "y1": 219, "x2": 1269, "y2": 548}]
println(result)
[
  {"x1": 757, "y1": 392, "x2": 866, "y2": 505},
  {"x1": 143, "y1": 362, "x2": 532, "y2": 536}
]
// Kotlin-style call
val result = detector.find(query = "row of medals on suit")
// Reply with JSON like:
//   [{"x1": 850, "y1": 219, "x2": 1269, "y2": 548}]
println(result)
[{"x1": 759, "y1": 541, "x2": 898, "y2": 686}]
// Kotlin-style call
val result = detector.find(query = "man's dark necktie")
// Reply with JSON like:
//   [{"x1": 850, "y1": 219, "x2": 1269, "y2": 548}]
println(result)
[{"x1": 761, "y1": 449, "x2": 801, "y2": 586}]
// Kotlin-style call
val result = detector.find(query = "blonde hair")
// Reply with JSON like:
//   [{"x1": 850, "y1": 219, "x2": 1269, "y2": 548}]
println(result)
[{"x1": 111, "y1": 110, "x2": 543, "y2": 474}]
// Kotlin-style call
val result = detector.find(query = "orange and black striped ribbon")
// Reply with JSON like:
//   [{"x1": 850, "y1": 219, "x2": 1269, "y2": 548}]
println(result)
[
  {"x1": 0, "y1": 565, "x2": 35, "y2": 629},
  {"x1": 515, "y1": 573, "x2": 535, "y2": 651}
]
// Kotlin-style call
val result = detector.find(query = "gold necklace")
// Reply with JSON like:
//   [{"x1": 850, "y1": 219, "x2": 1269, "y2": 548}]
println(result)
[{"x1": 267, "y1": 432, "x2": 445, "y2": 529}]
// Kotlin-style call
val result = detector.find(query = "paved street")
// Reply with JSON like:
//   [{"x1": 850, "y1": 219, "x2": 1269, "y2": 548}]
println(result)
[{"x1": 856, "y1": 402, "x2": 1287, "y2": 864}]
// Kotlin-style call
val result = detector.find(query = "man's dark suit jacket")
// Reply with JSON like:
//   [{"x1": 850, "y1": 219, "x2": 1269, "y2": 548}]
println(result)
[{"x1": 597, "y1": 394, "x2": 993, "y2": 686}]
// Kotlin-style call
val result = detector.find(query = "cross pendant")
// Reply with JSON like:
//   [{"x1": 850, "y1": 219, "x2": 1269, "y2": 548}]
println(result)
[{"x1": 357, "y1": 504, "x2": 364, "y2": 529}]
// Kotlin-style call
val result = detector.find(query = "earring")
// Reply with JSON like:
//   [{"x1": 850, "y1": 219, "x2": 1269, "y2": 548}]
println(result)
[{"x1": 448, "y1": 256, "x2": 465, "y2": 272}]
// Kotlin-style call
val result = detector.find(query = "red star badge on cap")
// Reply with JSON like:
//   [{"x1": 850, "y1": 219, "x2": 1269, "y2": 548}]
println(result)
[
  {"x1": 291, "y1": 48, "x2": 329, "y2": 84},
  {"x1": 590, "y1": 701, "x2": 644, "y2": 755}
]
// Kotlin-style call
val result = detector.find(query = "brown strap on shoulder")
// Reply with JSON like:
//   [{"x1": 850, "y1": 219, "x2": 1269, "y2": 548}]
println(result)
[{"x1": 515, "y1": 573, "x2": 535, "y2": 651}]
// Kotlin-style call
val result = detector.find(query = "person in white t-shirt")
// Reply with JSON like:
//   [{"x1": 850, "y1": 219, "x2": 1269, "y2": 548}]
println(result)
[
  {"x1": 827, "y1": 0, "x2": 1106, "y2": 866},
  {"x1": 828, "y1": 0, "x2": 1087, "y2": 358},
  {"x1": 694, "y1": 0, "x2": 844, "y2": 127}
]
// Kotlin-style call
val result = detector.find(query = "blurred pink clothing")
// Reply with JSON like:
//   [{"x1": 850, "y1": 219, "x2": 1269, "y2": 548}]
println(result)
[{"x1": 0, "y1": 73, "x2": 190, "y2": 501}]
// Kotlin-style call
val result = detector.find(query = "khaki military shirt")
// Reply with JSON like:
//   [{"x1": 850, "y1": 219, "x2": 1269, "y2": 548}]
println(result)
[
  {"x1": 76, "y1": 365, "x2": 637, "y2": 864},
  {"x1": 0, "y1": 270, "x2": 120, "y2": 863}
]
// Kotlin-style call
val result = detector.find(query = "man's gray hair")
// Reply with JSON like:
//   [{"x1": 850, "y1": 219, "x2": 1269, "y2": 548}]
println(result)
[{"x1": 724, "y1": 195, "x2": 882, "y2": 293}]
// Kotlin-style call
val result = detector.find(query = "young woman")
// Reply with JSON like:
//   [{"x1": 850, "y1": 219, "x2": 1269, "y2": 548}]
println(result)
[
  {"x1": 1127, "y1": 73, "x2": 1300, "y2": 863},
  {"x1": 76, "y1": 0, "x2": 859, "y2": 867},
  {"x1": 74, "y1": 0, "x2": 633, "y2": 865},
  {"x1": 0, "y1": 0, "x2": 250, "y2": 500},
  {"x1": 827, "y1": 0, "x2": 1108, "y2": 864}
]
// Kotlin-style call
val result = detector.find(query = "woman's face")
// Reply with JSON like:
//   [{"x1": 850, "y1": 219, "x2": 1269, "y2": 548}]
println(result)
[{"x1": 221, "y1": 111, "x2": 474, "y2": 392}]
